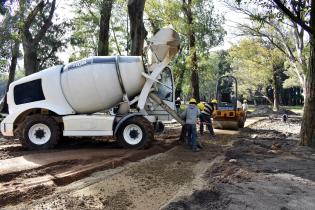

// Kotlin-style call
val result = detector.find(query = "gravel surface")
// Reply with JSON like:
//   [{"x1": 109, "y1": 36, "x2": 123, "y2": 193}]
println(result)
[
  {"x1": 164, "y1": 117, "x2": 315, "y2": 210},
  {"x1": 3, "y1": 117, "x2": 315, "y2": 210},
  {"x1": 0, "y1": 125, "x2": 181, "y2": 208}
]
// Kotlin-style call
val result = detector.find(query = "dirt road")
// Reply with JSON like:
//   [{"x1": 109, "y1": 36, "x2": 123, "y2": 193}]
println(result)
[
  {"x1": 0, "y1": 124, "x2": 181, "y2": 208},
  {"x1": 165, "y1": 116, "x2": 315, "y2": 210},
  {"x1": 2, "y1": 116, "x2": 315, "y2": 210}
]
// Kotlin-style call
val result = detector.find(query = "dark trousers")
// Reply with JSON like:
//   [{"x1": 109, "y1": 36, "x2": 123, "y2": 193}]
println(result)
[
  {"x1": 186, "y1": 124, "x2": 198, "y2": 150},
  {"x1": 200, "y1": 113, "x2": 214, "y2": 135},
  {"x1": 179, "y1": 124, "x2": 198, "y2": 150}
]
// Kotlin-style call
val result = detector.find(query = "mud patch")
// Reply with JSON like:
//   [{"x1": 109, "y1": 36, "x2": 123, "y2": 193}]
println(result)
[
  {"x1": 0, "y1": 160, "x2": 85, "y2": 183},
  {"x1": 126, "y1": 159, "x2": 194, "y2": 190},
  {"x1": 0, "y1": 141, "x2": 178, "y2": 208},
  {"x1": 163, "y1": 188, "x2": 229, "y2": 210},
  {"x1": 0, "y1": 185, "x2": 55, "y2": 207},
  {"x1": 100, "y1": 189, "x2": 133, "y2": 210},
  {"x1": 248, "y1": 105, "x2": 298, "y2": 117}
]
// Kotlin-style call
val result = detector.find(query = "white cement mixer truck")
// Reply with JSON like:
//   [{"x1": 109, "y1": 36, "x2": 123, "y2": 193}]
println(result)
[{"x1": 0, "y1": 28, "x2": 184, "y2": 150}]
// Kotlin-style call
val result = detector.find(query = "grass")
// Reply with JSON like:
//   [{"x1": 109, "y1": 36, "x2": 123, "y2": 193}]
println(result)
[
  {"x1": 247, "y1": 105, "x2": 256, "y2": 112},
  {"x1": 282, "y1": 105, "x2": 303, "y2": 114}
]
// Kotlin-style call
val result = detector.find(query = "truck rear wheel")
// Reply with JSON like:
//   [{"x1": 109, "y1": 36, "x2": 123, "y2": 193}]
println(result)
[
  {"x1": 18, "y1": 115, "x2": 60, "y2": 150},
  {"x1": 117, "y1": 116, "x2": 154, "y2": 149}
]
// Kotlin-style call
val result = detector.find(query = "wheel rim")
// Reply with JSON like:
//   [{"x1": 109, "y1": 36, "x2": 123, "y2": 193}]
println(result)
[
  {"x1": 123, "y1": 124, "x2": 143, "y2": 145},
  {"x1": 28, "y1": 123, "x2": 51, "y2": 145}
]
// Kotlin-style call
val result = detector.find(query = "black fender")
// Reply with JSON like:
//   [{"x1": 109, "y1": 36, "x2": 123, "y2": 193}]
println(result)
[{"x1": 113, "y1": 113, "x2": 145, "y2": 135}]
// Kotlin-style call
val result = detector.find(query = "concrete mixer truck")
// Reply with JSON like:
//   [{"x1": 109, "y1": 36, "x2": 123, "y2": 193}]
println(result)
[{"x1": 0, "y1": 28, "x2": 184, "y2": 150}]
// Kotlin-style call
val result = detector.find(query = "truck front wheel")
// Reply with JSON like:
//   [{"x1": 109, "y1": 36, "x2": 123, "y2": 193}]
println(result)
[
  {"x1": 18, "y1": 115, "x2": 60, "y2": 150},
  {"x1": 117, "y1": 116, "x2": 154, "y2": 149}
]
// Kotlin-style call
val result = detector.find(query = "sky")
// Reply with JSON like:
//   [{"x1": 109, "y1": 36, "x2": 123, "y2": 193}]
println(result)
[
  {"x1": 2, "y1": 0, "x2": 248, "y2": 66},
  {"x1": 54, "y1": 0, "x2": 248, "y2": 62},
  {"x1": 212, "y1": 0, "x2": 248, "y2": 51}
]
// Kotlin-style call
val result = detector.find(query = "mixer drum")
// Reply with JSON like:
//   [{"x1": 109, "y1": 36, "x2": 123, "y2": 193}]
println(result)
[{"x1": 61, "y1": 56, "x2": 145, "y2": 114}]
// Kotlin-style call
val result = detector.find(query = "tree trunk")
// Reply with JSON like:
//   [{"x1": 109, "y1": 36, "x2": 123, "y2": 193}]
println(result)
[
  {"x1": 300, "y1": 2, "x2": 315, "y2": 148},
  {"x1": 272, "y1": 71, "x2": 280, "y2": 111},
  {"x1": 98, "y1": 0, "x2": 113, "y2": 56},
  {"x1": 175, "y1": 66, "x2": 186, "y2": 98},
  {"x1": 191, "y1": 48, "x2": 200, "y2": 102},
  {"x1": 23, "y1": 42, "x2": 39, "y2": 75},
  {"x1": 273, "y1": 89, "x2": 280, "y2": 111},
  {"x1": 111, "y1": 24, "x2": 122, "y2": 55},
  {"x1": 302, "y1": 85, "x2": 306, "y2": 103},
  {"x1": 21, "y1": 0, "x2": 56, "y2": 75},
  {"x1": 182, "y1": 0, "x2": 200, "y2": 102},
  {"x1": 128, "y1": 0, "x2": 147, "y2": 56},
  {"x1": 1, "y1": 41, "x2": 19, "y2": 113},
  {"x1": 300, "y1": 37, "x2": 315, "y2": 147}
]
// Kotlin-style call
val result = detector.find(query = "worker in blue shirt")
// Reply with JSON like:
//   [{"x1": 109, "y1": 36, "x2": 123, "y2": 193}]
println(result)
[{"x1": 181, "y1": 98, "x2": 201, "y2": 152}]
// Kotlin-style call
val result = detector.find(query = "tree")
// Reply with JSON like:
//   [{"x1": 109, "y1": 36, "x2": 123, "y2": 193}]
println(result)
[
  {"x1": 234, "y1": 0, "x2": 315, "y2": 147},
  {"x1": 229, "y1": 39, "x2": 285, "y2": 110},
  {"x1": 127, "y1": 0, "x2": 147, "y2": 55},
  {"x1": 70, "y1": 0, "x2": 100, "y2": 60},
  {"x1": 198, "y1": 52, "x2": 223, "y2": 100},
  {"x1": 225, "y1": 0, "x2": 308, "y2": 99},
  {"x1": 98, "y1": 0, "x2": 113, "y2": 56},
  {"x1": 145, "y1": 0, "x2": 225, "y2": 101},
  {"x1": 1, "y1": 41, "x2": 19, "y2": 113},
  {"x1": 217, "y1": 50, "x2": 232, "y2": 76},
  {"x1": 229, "y1": 39, "x2": 273, "y2": 103},
  {"x1": 181, "y1": 0, "x2": 200, "y2": 101},
  {"x1": 70, "y1": 0, "x2": 128, "y2": 60},
  {"x1": 0, "y1": 0, "x2": 7, "y2": 15},
  {"x1": 109, "y1": 0, "x2": 129, "y2": 55},
  {"x1": 21, "y1": 0, "x2": 57, "y2": 75},
  {"x1": 37, "y1": 20, "x2": 70, "y2": 69},
  {"x1": 0, "y1": 3, "x2": 21, "y2": 113}
]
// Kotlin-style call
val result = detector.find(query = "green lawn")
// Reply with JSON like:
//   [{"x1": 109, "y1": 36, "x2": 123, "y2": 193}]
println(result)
[
  {"x1": 247, "y1": 105, "x2": 256, "y2": 112},
  {"x1": 282, "y1": 105, "x2": 303, "y2": 114}
]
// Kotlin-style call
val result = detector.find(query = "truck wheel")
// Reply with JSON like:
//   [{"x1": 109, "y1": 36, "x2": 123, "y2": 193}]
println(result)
[
  {"x1": 117, "y1": 116, "x2": 154, "y2": 149},
  {"x1": 18, "y1": 115, "x2": 60, "y2": 150}
]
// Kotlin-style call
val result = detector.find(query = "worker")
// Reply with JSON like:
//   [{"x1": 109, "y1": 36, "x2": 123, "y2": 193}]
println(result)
[
  {"x1": 200, "y1": 99, "x2": 217, "y2": 137},
  {"x1": 242, "y1": 100, "x2": 248, "y2": 119},
  {"x1": 175, "y1": 97, "x2": 181, "y2": 113},
  {"x1": 197, "y1": 101, "x2": 205, "y2": 112},
  {"x1": 181, "y1": 98, "x2": 201, "y2": 152}
]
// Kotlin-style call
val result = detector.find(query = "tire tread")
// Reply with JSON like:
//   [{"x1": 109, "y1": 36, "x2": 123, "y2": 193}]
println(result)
[{"x1": 17, "y1": 114, "x2": 60, "y2": 150}]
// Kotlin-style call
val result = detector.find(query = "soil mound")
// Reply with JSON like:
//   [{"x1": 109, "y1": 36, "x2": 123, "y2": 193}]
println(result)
[
  {"x1": 248, "y1": 105, "x2": 274, "y2": 117},
  {"x1": 248, "y1": 105, "x2": 299, "y2": 117}
]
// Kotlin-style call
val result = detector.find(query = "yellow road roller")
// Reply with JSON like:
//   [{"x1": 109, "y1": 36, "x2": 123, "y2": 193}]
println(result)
[{"x1": 212, "y1": 76, "x2": 246, "y2": 130}]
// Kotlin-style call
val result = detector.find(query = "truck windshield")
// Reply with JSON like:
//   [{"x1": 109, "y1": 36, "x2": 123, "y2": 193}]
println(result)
[{"x1": 157, "y1": 67, "x2": 173, "y2": 102}]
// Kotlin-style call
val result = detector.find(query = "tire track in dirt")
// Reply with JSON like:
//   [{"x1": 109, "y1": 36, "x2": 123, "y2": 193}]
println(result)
[
  {"x1": 0, "y1": 127, "x2": 181, "y2": 208},
  {"x1": 11, "y1": 140, "x2": 224, "y2": 210}
]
